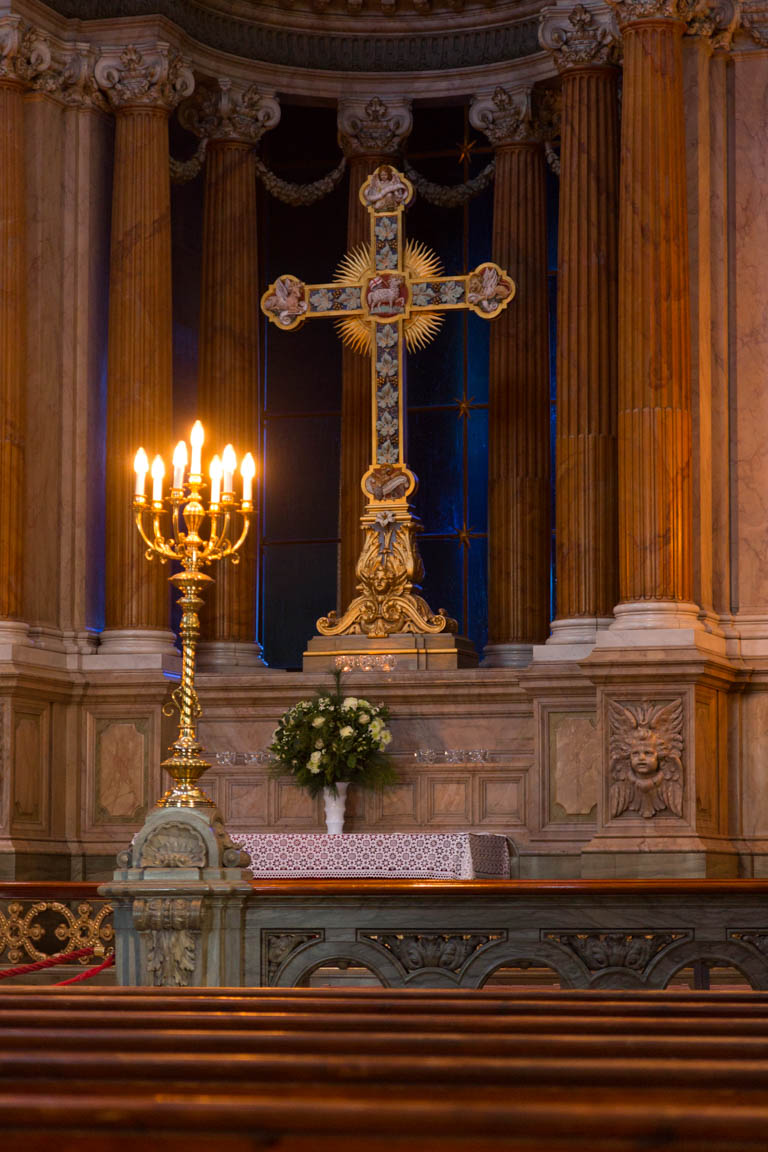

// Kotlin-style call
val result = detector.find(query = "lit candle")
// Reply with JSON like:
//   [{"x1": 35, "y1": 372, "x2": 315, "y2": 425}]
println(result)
[
  {"x1": 209, "y1": 454, "x2": 222, "y2": 504},
  {"x1": 172, "y1": 440, "x2": 187, "y2": 490},
  {"x1": 190, "y1": 420, "x2": 204, "y2": 477},
  {"x1": 222, "y1": 444, "x2": 237, "y2": 495},
  {"x1": 134, "y1": 448, "x2": 149, "y2": 497},
  {"x1": 151, "y1": 455, "x2": 165, "y2": 503},
  {"x1": 241, "y1": 453, "x2": 256, "y2": 503}
]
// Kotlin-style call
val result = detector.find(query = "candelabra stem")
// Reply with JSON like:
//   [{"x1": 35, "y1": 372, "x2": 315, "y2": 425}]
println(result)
[{"x1": 159, "y1": 566, "x2": 215, "y2": 808}]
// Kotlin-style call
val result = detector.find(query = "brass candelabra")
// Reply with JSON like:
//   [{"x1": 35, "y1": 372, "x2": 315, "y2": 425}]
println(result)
[{"x1": 133, "y1": 421, "x2": 255, "y2": 808}]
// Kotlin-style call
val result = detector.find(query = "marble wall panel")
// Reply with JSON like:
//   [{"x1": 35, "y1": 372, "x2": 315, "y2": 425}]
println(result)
[
  {"x1": 272, "y1": 778, "x2": 321, "y2": 828},
  {"x1": 11, "y1": 708, "x2": 49, "y2": 833},
  {"x1": 737, "y1": 689, "x2": 768, "y2": 837},
  {"x1": 424, "y1": 776, "x2": 472, "y2": 826},
  {"x1": 369, "y1": 777, "x2": 420, "y2": 828},
  {"x1": 477, "y1": 774, "x2": 525, "y2": 827},
  {"x1": 694, "y1": 688, "x2": 723, "y2": 837},
  {"x1": 546, "y1": 710, "x2": 599, "y2": 827},
  {"x1": 88, "y1": 715, "x2": 150, "y2": 828},
  {"x1": 225, "y1": 776, "x2": 268, "y2": 827}
]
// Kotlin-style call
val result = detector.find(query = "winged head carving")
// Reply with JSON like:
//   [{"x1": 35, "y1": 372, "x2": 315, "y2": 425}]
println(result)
[{"x1": 608, "y1": 699, "x2": 684, "y2": 820}]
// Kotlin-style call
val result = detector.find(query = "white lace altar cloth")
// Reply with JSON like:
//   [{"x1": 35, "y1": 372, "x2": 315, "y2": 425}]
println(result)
[{"x1": 232, "y1": 832, "x2": 511, "y2": 879}]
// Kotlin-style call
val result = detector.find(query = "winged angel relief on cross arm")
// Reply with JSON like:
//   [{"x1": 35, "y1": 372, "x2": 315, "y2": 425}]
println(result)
[{"x1": 608, "y1": 700, "x2": 684, "y2": 820}]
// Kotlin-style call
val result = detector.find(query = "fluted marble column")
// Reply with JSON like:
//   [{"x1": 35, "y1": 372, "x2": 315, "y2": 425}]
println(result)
[
  {"x1": 95, "y1": 45, "x2": 193, "y2": 655},
  {"x1": 606, "y1": 0, "x2": 697, "y2": 630},
  {"x1": 337, "y1": 97, "x2": 412, "y2": 612},
  {"x1": 0, "y1": 19, "x2": 48, "y2": 640},
  {"x1": 471, "y1": 88, "x2": 555, "y2": 667},
  {"x1": 539, "y1": 3, "x2": 621, "y2": 648},
  {"x1": 181, "y1": 80, "x2": 279, "y2": 669}
]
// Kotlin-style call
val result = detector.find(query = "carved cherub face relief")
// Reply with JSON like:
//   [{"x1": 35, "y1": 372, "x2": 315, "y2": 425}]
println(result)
[
  {"x1": 628, "y1": 728, "x2": 662, "y2": 778},
  {"x1": 609, "y1": 700, "x2": 684, "y2": 820}
]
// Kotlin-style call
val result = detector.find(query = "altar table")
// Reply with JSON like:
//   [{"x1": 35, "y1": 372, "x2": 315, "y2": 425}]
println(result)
[{"x1": 232, "y1": 832, "x2": 511, "y2": 879}]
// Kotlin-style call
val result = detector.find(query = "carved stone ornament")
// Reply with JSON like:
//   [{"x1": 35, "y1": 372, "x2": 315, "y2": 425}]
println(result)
[
  {"x1": 608, "y1": 699, "x2": 685, "y2": 819},
  {"x1": 264, "y1": 931, "x2": 322, "y2": 981},
  {"x1": 605, "y1": 0, "x2": 696, "y2": 24},
  {"x1": 539, "y1": 3, "x2": 621, "y2": 68},
  {"x1": 0, "y1": 17, "x2": 50, "y2": 85},
  {"x1": 94, "y1": 43, "x2": 194, "y2": 111},
  {"x1": 366, "y1": 932, "x2": 504, "y2": 973},
  {"x1": 133, "y1": 896, "x2": 201, "y2": 986},
  {"x1": 338, "y1": 96, "x2": 413, "y2": 158},
  {"x1": 179, "y1": 78, "x2": 280, "y2": 144},
  {"x1": 138, "y1": 822, "x2": 207, "y2": 868},
  {"x1": 546, "y1": 931, "x2": 688, "y2": 972},
  {"x1": 741, "y1": 0, "x2": 768, "y2": 43},
  {"x1": 469, "y1": 86, "x2": 561, "y2": 148},
  {"x1": 32, "y1": 43, "x2": 107, "y2": 109},
  {"x1": 687, "y1": 0, "x2": 741, "y2": 45}
]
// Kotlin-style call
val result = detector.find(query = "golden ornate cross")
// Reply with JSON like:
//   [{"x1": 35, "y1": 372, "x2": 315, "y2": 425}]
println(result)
[{"x1": 261, "y1": 164, "x2": 514, "y2": 639}]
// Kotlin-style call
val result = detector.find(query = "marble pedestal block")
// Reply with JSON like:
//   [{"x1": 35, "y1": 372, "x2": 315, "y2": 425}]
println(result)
[
  {"x1": 579, "y1": 645, "x2": 744, "y2": 878},
  {"x1": 303, "y1": 632, "x2": 478, "y2": 672},
  {"x1": 100, "y1": 806, "x2": 252, "y2": 986}
]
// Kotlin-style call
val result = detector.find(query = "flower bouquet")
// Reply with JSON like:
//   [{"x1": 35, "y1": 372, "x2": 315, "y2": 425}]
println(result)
[{"x1": 269, "y1": 673, "x2": 397, "y2": 830}]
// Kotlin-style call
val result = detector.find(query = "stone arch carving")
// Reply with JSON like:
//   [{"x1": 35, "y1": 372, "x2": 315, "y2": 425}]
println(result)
[
  {"x1": 463, "y1": 940, "x2": 589, "y2": 990},
  {"x1": 275, "y1": 938, "x2": 404, "y2": 988},
  {"x1": 646, "y1": 939, "x2": 768, "y2": 990}
]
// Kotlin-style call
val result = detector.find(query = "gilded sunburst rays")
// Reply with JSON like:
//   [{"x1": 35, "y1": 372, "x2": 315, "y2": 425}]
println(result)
[{"x1": 333, "y1": 240, "x2": 445, "y2": 354}]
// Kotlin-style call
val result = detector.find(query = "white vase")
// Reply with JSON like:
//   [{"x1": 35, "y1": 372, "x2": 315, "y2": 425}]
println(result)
[{"x1": 323, "y1": 782, "x2": 348, "y2": 834}]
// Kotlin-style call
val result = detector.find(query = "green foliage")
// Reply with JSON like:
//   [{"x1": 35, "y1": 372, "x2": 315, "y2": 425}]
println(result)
[{"x1": 269, "y1": 670, "x2": 398, "y2": 798}]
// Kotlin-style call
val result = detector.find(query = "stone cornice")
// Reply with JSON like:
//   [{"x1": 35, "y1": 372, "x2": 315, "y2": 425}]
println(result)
[
  {"x1": 337, "y1": 95, "x2": 412, "y2": 157},
  {"x1": 539, "y1": 2, "x2": 621, "y2": 67},
  {"x1": 94, "y1": 41, "x2": 194, "y2": 110},
  {"x1": 469, "y1": 84, "x2": 560, "y2": 148},
  {"x1": 17, "y1": 0, "x2": 543, "y2": 73},
  {"x1": 179, "y1": 77, "x2": 279, "y2": 142}
]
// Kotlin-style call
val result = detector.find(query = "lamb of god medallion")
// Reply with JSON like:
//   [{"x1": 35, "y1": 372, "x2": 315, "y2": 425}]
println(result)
[{"x1": 261, "y1": 165, "x2": 515, "y2": 639}]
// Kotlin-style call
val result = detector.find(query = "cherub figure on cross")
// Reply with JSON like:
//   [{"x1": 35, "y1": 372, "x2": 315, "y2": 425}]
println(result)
[{"x1": 261, "y1": 164, "x2": 514, "y2": 640}]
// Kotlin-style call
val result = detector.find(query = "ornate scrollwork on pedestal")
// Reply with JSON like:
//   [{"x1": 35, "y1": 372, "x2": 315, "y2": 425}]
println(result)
[
  {"x1": 138, "y1": 822, "x2": 207, "y2": 868},
  {"x1": 608, "y1": 699, "x2": 685, "y2": 819},
  {"x1": 133, "y1": 896, "x2": 202, "y2": 986},
  {"x1": 317, "y1": 513, "x2": 457, "y2": 638}
]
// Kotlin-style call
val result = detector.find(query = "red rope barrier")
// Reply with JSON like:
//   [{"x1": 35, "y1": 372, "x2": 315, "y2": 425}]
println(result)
[
  {"x1": 0, "y1": 946, "x2": 98, "y2": 980},
  {"x1": 55, "y1": 955, "x2": 115, "y2": 985}
]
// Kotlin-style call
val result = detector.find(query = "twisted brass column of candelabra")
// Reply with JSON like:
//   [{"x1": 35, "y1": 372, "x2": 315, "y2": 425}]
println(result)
[{"x1": 133, "y1": 422, "x2": 255, "y2": 808}]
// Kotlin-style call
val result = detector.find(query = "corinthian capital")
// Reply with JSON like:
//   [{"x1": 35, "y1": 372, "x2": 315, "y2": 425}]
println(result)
[
  {"x1": 31, "y1": 43, "x2": 107, "y2": 109},
  {"x1": 469, "y1": 86, "x2": 560, "y2": 148},
  {"x1": 0, "y1": 16, "x2": 51, "y2": 86},
  {"x1": 179, "y1": 78, "x2": 280, "y2": 144},
  {"x1": 605, "y1": 0, "x2": 693, "y2": 24},
  {"x1": 686, "y1": 0, "x2": 740, "y2": 45},
  {"x1": 539, "y1": 3, "x2": 621, "y2": 67},
  {"x1": 338, "y1": 96, "x2": 413, "y2": 158},
  {"x1": 95, "y1": 43, "x2": 194, "y2": 111}
]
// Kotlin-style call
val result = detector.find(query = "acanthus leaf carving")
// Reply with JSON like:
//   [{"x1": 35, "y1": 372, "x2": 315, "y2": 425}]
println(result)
[
  {"x1": 94, "y1": 43, "x2": 194, "y2": 111},
  {"x1": 469, "y1": 85, "x2": 560, "y2": 149},
  {"x1": 133, "y1": 896, "x2": 201, "y2": 986},
  {"x1": 0, "y1": 18, "x2": 51, "y2": 85},
  {"x1": 539, "y1": 3, "x2": 621, "y2": 68},
  {"x1": 608, "y1": 698, "x2": 685, "y2": 820},
  {"x1": 264, "y1": 931, "x2": 322, "y2": 981},
  {"x1": 366, "y1": 932, "x2": 505, "y2": 972},
  {"x1": 547, "y1": 931, "x2": 689, "y2": 972},
  {"x1": 338, "y1": 95, "x2": 413, "y2": 158},
  {"x1": 179, "y1": 77, "x2": 280, "y2": 144}
]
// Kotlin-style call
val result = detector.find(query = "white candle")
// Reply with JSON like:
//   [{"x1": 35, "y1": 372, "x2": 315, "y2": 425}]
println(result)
[
  {"x1": 134, "y1": 448, "x2": 149, "y2": 497},
  {"x1": 151, "y1": 454, "x2": 165, "y2": 503},
  {"x1": 209, "y1": 454, "x2": 222, "y2": 504},
  {"x1": 222, "y1": 444, "x2": 237, "y2": 495},
  {"x1": 190, "y1": 420, "x2": 204, "y2": 477},
  {"x1": 172, "y1": 440, "x2": 187, "y2": 490},
  {"x1": 241, "y1": 453, "x2": 256, "y2": 503}
]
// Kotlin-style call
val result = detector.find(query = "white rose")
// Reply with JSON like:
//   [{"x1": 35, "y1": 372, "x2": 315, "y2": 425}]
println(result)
[
  {"x1": 358, "y1": 699, "x2": 371, "y2": 709},
  {"x1": 358, "y1": 713, "x2": 370, "y2": 725},
  {"x1": 339, "y1": 725, "x2": 354, "y2": 738},
  {"x1": 309, "y1": 750, "x2": 322, "y2": 771},
  {"x1": 315, "y1": 739, "x2": 324, "y2": 749},
  {"x1": 369, "y1": 718, "x2": 382, "y2": 735},
  {"x1": 342, "y1": 697, "x2": 359, "y2": 709},
  {"x1": 379, "y1": 730, "x2": 392, "y2": 748},
  {"x1": 312, "y1": 715, "x2": 324, "y2": 728}
]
